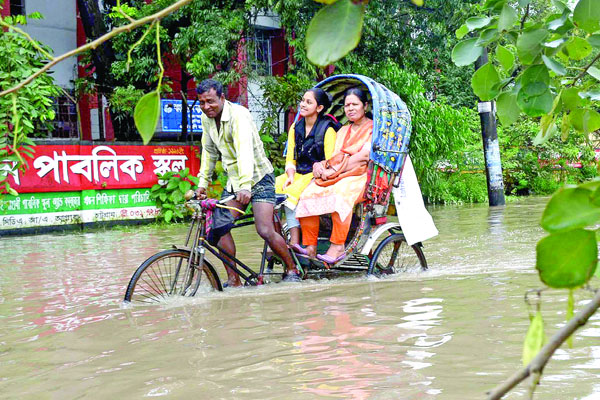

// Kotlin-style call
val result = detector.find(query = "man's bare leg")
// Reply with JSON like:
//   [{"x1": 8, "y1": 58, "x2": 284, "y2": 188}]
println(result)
[
  {"x1": 217, "y1": 198, "x2": 244, "y2": 287},
  {"x1": 253, "y1": 202, "x2": 298, "y2": 276}
]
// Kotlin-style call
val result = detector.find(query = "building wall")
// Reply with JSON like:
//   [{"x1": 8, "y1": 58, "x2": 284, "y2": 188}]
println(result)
[{"x1": 19, "y1": 0, "x2": 77, "y2": 89}]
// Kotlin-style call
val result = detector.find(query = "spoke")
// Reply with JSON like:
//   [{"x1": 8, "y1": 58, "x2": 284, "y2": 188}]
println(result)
[
  {"x1": 136, "y1": 279, "x2": 166, "y2": 301},
  {"x1": 153, "y1": 259, "x2": 170, "y2": 295},
  {"x1": 139, "y1": 273, "x2": 166, "y2": 299},
  {"x1": 134, "y1": 292, "x2": 163, "y2": 303}
]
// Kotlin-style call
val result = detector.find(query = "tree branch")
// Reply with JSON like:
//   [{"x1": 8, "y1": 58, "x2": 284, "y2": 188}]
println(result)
[
  {"x1": 487, "y1": 289, "x2": 600, "y2": 400},
  {"x1": 520, "y1": 4, "x2": 530, "y2": 31},
  {"x1": 0, "y1": 0, "x2": 193, "y2": 98},
  {"x1": 572, "y1": 52, "x2": 600, "y2": 87}
]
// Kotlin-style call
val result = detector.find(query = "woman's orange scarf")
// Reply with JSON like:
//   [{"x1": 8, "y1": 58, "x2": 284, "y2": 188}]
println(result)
[{"x1": 315, "y1": 120, "x2": 373, "y2": 187}]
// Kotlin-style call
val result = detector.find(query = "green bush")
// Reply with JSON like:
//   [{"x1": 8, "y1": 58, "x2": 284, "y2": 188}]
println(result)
[
  {"x1": 425, "y1": 171, "x2": 488, "y2": 204},
  {"x1": 150, "y1": 168, "x2": 199, "y2": 223}
]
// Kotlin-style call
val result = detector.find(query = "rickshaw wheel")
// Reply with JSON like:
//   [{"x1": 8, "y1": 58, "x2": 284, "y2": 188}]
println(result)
[
  {"x1": 124, "y1": 249, "x2": 222, "y2": 303},
  {"x1": 368, "y1": 233, "x2": 427, "y2": 275}
]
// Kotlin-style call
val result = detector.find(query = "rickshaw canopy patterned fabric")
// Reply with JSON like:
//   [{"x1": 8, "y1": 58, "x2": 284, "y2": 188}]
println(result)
[{"x1": 313, "y1": 74, "x2": 412, "y2": 174}]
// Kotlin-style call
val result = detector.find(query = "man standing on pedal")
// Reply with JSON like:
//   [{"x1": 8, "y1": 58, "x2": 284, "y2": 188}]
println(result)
[{"x1": 195, "y1": 79, "x2": 301, "y2": 286}]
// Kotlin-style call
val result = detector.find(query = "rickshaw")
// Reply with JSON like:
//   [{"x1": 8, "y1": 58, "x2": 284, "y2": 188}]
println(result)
[{"x1": 124, "y1": 74, "x2": 428, "y2": 304}]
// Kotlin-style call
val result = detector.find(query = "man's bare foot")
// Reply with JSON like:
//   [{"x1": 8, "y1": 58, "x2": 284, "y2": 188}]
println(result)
[{"x1": 224, "y1": 277, "x2": 242, "y2": 287}]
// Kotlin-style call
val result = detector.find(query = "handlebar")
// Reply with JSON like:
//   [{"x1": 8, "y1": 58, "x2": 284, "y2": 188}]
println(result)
[
  {"x1": 184, "y1": 190, "x2": 243, "y2": 214},
  {"x1": 184, "y1": 190, "x2": 235, "y2": 204}
]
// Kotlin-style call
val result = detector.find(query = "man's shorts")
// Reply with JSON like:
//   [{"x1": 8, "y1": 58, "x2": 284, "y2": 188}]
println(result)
[{"x1": 221, "y1": 173, "x2": 276, "y2": 205}]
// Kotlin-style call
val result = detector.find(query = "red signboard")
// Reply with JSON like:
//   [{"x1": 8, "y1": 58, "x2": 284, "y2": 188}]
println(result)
[{"x1": 2, "y1": 144, "x2": 201, "y2": 193}]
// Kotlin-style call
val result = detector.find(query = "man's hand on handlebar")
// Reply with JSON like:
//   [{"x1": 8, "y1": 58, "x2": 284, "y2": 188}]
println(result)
[
  {"x1": 195, "y1": 187, "x2": 207, "y2": 200},
  {"x1": 236, "y1": 189, "x2": 251, "y2": 205}
]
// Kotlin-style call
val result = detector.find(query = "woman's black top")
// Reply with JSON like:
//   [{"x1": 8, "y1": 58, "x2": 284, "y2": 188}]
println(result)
[{"x1": 294, "y1": 115, "x2": 341, "y2": 175}]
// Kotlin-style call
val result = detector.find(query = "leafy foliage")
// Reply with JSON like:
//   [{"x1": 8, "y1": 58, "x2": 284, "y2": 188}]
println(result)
[
  {"x1": 447, "y1": 0, "x2": 600, "y2": 392},
  {"x1": 0, "y1": 13, "x2": 61, "y2": 195},
  {"x1": 451, "y1": 0, "x2": 600, "y2": 145},
  {"x1": 149, "y1": 167, "x2": 199, "y2": 222}
]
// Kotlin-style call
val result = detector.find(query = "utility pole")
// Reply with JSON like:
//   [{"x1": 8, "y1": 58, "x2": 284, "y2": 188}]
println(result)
[{"x1": 475, "y1": 50, "x2": 505, "y2": 206}]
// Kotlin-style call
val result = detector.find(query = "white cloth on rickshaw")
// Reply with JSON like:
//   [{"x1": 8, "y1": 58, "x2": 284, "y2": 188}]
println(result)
[{"x1": 393, "y1": 155, "x2": 438, "y2": 245}]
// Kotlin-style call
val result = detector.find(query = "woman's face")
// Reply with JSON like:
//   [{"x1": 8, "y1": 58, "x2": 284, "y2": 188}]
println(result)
[
  {"x1": 344, "y1": 93, "x2": 367, "y2": 123},
  {"x1": 299, "y1": 91, "x2": 323, "y2": 118}
]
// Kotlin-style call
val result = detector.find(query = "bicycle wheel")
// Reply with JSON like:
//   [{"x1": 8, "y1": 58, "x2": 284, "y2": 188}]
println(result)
[
  {"x1": 367, "y1": 233, "x2": 427, "y2": 275},
  {"x1": 124, "y1": 249, "x2": 222, "y2": 303}
]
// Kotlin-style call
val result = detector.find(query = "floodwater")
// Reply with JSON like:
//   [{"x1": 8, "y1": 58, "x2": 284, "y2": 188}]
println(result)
[{"x1": 1, "y1": 196, "x2": 600, "y2": 399}]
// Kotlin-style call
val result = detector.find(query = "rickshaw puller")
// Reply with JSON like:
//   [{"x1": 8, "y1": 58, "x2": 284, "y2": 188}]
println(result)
[{"x1": 194, "y1": 79, "x2": 301, "y2": 286}]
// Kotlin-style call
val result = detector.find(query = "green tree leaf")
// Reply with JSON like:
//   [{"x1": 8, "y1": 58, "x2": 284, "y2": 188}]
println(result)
[
  {"x1": 563, "y1": 37, "x2": 592, "y2": 60},
  {"x1": 466, "y1": 16, "x2": 493, "y2": 30},
  {"x1": 496, "y1": 45, "x2": 515, "y2": 72},
  {"x1": 179, "y1": 180, "x2": 192, "y2": 193},
  {"x1": 483, "y1": 0, "x2": 507, "y2": 11},
  {"x1": 517, "y1": 29, "x2": 548, "y2": 65},
  {"x1": 523, "y1": 311, "x2": 544, "y2": 366},
  {"x1": 579, "y1": 89, "x2": 600, "y2": 101},
  {"x1": 542, "y1": 55, "x2": 567, "y2": 76},
  {"x1": 166, "y1": 178, "x2": 179, "y2": 191},
  {"x1": 451, "y1": 38, "x2": 484, "y2": 66},
  {"x1": 587, "y1": 66, "x2": 600, "y2": 82},
  {"x1": 517, "y1": 87, "x2": 553, "y2": 117},
  {"x1": 551, "y1": 0, "x2": 567, "y2": 12},
  {"x1": 164, "y1": 209, "x2": 173, "y2": 223},
  {"x1": 170, "y1": 189, "x2": 183, "y2": 204},
  {"x1": 588, "y1": 34, "x2": 600, "y2": 48},
  {"x1": 521, "y1": 64, "x2": 550, "y2": 86},
  {"x1": 533, "y1": 114, "x2": 557, "y2": 145},
  {"x1": 547, "y1": 10, "x2": 574, "y2": 34},
  {"x1": 305, "y1": 0, "x2": 365, "y2": 66},
  {"x1": 496, "y1": 92, "x2": 520, "y2": 126},
  {"x1": 573, "y1": 0, "x2": 600, "y2": 34},
  {"x1": 498, "y1": 4, "x2": 518, "y2": 31},
  {"x1": 570, "y1": 108, "x2": 600, "y2": 133},
  {"x1": 561, "y1": 88, "x2": 582, "y2": 111},
  {"x1": 541, "y1": 187, "x2": 600, "y2": 232},
  {"x1": 456, "y1": 24, "x2": 469, "y2": 39},
  {"x1": 536, "y1": 229, "x2": 598, "y2": 288},
  {"x1": 134, "y1": 90, "x2": 160, "y2": 145},
  {"x1": 471, "y1": 62, "x2": 500, "y2": 100}
]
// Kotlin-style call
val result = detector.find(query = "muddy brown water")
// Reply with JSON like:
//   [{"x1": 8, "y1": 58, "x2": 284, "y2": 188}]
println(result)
[{"x1": 1, "y1": 196, "x2": 599, "y2": 399}]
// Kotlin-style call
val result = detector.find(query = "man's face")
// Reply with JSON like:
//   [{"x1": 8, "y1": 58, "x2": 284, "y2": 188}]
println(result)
[{"x1": 198, "y1": 88, "x2": 225, "y2": 119}]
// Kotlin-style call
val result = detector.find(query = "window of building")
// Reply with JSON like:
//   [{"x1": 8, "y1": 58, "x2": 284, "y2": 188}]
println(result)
[
  {"x1": 36, "y1": 94, "x2": 80, "y2": 139},
  {"x1": 251, "y1": 28, "x2": 273, "y2": 76},
  {"x1": 9, "y1": 0, "x2": 25, "y2": 16}
]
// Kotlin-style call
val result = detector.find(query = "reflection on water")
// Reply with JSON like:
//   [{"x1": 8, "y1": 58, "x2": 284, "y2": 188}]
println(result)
[{"x1": 1, "y1": 197, "x2": 599, "y2": 399}]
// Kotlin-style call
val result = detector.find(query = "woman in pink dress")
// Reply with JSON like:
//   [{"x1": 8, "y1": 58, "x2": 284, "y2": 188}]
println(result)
[{"x1": 294, "y1": 88, "x2": 373, "y2": 263}]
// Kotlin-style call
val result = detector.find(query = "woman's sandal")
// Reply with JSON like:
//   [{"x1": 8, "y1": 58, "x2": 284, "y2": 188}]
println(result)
[
  {"x1": 290, "y1": 243, "x2": 309, "y2": 256},
  {"x1": 316, "y1": 253, "x2": 345, "y2": 264}
]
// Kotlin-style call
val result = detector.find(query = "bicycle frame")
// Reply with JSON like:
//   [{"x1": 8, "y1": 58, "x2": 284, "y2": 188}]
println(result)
[{"x1": 182, "y1": 200, "x2": 285, "y2": 287}]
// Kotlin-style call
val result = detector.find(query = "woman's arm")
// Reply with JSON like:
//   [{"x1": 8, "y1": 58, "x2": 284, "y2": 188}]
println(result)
[
  {"x1": 283, "y1": 125, "x2": 297, "y2": 187},
  {"x1": 285, "y1": 124, "x2": 297, "y2": 176},
  {"x1": 345, "y1": 141, "x2": 370, "y2": 170}
]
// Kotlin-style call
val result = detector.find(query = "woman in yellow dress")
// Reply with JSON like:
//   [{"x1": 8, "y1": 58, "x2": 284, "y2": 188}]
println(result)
[{"x1": 275, "y1": 88, "x2": 340, "y2": 248}]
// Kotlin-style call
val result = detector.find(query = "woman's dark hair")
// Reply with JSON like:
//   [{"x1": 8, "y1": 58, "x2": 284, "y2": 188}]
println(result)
[
  {"x1": 344, "y1": 87, "x2": 369, "y2": 105},
  {"x1": 344, "y1": 87, "x2": 372, "y2": 119},
  {"x1": 306, "y1": 88, "x2": 332, "y2": 116}
]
